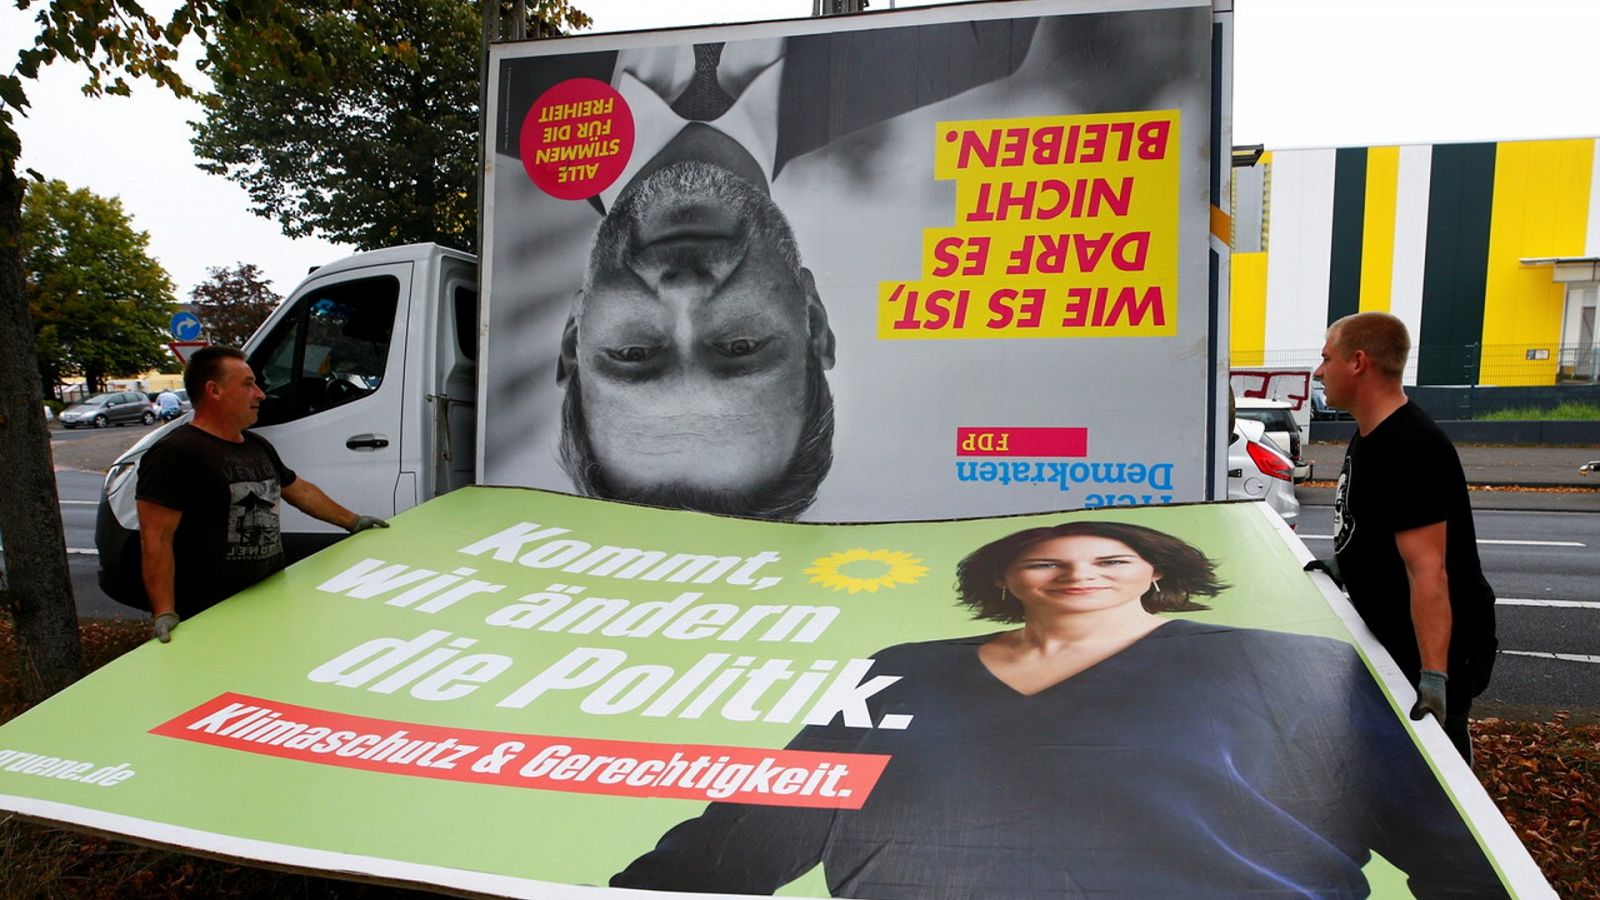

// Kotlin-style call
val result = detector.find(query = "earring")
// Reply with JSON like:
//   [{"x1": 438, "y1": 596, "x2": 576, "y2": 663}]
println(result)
[
  {"x1": 998, "y1": 585, "x2": 1010, "y2": 605},
  {"x1": 1150, "y1": 578, "x2": 1162, "y2": 596}
]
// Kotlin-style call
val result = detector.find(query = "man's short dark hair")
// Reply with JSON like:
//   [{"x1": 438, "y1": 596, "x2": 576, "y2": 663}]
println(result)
[
  {"x1": 183, "y1": 346, "x2": 247, "y2": 409},
  {"x1": 1330, "y1": 312, "x2": 1410, "y2": 379},
  {"x1": 955, "y1": 521, "x2": 1228, "y2": 620},
  {"x1": 559, "y1": 353, "x2": 835, "y2": 521}
]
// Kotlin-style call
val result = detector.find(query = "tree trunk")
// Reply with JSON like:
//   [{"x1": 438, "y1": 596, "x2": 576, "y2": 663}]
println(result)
[{"x1": 0, "y1": 163, "x2": 85, "y2": 700}]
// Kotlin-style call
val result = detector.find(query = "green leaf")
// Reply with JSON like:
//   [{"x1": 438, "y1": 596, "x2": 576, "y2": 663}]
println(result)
[
  {"x1": 21, "y1": 179, "x2": 178, "y2": 393},
  {"x1": 185, "y1": 0, "x2": 588, "y2": 254},
  {"x1": 0, "y1": 75, "x2": 28, "y2": 111}
]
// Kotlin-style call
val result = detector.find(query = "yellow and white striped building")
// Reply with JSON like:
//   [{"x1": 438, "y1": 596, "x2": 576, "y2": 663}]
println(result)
[{"x1": 1231, "y1": 138, "x2": 1600, "y2": 386}]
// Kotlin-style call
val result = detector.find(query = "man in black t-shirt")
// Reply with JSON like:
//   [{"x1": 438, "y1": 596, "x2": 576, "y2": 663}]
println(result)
[
  {"x1": 1316, "y1": 312, "x2": 1497, "y2": 762},
  {"x1": 136, "y1": 347, "x2": 389, "y2": 642}
]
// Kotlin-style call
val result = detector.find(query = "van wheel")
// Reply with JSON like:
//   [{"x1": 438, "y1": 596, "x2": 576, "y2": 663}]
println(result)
[
  {"x1": 93, "y1": 414, "x2": 109, "y2": 428},
  {"x1": 142, "y1": 410, "x2": 156, "y2": 425}
]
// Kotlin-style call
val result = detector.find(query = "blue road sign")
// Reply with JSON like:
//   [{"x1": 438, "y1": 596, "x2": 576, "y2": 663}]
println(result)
[{"x1": 170, "y1": 312, "x2": 202, "y2": 341}]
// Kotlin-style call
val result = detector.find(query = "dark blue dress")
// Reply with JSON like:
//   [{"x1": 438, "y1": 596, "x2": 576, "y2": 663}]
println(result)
[{"x1": 612, "y1": 620, "x2": 1507, "y2": 898}]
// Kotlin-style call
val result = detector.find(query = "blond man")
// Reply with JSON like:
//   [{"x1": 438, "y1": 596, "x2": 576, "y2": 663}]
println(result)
[{"x1": 1314, "y1": 312, "x2": 1497, "y2": 762}]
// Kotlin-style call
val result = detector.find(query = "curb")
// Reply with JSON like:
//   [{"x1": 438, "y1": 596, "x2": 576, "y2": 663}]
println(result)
[
  {"x1": 1301, "y1": 480, "x2": 1600, "y2": 491},
  {"x1": 1297, "y1": 485, "x2": 1600, "y2": 513},
  {"x1": 1466, "y1": 482, "x2": 1600, "y2": 491}
]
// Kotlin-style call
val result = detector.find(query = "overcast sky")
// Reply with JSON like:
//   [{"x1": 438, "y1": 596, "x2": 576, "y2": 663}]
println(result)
[{"x1": 7, "y1": 0, "x2": 1600, "y2": 304}]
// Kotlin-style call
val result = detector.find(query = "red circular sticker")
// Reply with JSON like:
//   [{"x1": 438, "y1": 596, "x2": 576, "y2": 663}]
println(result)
[{"x1": 519, "y1": 78, "x2": 634, "y2": 201}]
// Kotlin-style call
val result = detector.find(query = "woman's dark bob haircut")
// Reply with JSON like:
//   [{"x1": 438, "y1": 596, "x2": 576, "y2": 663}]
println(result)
[{"x1": 956, "y1": 520, "x2": 1228, "y2": 621}]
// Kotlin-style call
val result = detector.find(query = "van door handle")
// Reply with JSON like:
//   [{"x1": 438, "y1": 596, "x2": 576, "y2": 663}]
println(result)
[{"x1": 346, "y1": 434, "x2": 390, "y2": 450}]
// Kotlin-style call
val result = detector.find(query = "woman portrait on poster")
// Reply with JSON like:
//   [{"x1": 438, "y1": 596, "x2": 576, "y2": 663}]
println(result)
[{"x1": 612, "y1": 521, "x2": 1507, "y2": 898}]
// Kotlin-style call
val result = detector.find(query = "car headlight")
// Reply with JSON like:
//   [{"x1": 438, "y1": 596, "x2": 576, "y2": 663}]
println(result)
[{"x1": 103, "y1": 460, "x2": 138, "y2": 500}]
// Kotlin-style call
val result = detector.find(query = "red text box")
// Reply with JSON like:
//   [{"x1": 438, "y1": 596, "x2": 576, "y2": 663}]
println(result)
[
  {"x1": 956, "y1": 427, "x2": 1088, "y2": 457},
  {"x1": 154, "y1": 693, "x2": 888, "y2": 809}
]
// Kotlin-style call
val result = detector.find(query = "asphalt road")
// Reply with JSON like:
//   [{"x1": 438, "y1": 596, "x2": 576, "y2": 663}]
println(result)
[
  {"x1": 44, "y1": 423, "x2": 1600, "y2": 719},
  {"x1": 48, "y1": 416, "x2": 167, "y2": 467},
  {"x1": 48, "y1": 419, "x2": 169, "y2": 621},
  {"x1": 56, "y1": 468, "x2": 137, "y2": 620},
  {"x1": 1298, "y1": 504, "x2": 1600, "y2": 721}
]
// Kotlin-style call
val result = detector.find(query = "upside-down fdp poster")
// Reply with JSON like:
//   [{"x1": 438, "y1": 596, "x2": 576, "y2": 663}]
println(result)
[
  {"x1": 0, "y1": 489, "x2": 1551, "y2": 897},
  {"x1": 480, "y1": 0, "x2": 1227, "y2": 522}
]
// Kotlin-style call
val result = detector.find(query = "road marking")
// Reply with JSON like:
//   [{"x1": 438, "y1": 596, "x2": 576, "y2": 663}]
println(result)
[
  {"x1": 67, "y1": 548, "x2": 99, "y2": 556},
  {"x1": 1502, "y1": 650, "x2": 1600, "y2": 665},
  {"x1": 59, "y1": 500, "x2": 97, "y2": 505},
  {"x1": 1497, "y1": 597, "x2": 1600, "y2": 609},
  {"x1": 1478, "y1": 538, "x2": 1586, "y2": 547},
  {"x1": 1299, "y1": 534, "x2": 1584, "y2": 547}
]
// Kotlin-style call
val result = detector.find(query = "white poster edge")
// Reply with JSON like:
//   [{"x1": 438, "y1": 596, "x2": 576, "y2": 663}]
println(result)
[
  {"x1": 0, "y1": 793, "x2": 810, "y2": 900},
  {"x1": 1254, "y1": 500, "x2": 1555, "y2": 898}
]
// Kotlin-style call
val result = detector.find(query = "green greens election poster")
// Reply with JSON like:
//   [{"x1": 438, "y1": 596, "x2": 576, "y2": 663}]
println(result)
[{"x1": 0, "y1": 489, "x2": 1551, "y2": 897}]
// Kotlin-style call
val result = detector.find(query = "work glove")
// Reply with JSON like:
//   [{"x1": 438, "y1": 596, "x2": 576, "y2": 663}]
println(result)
[
  {"x1": 1409, "y1": 669, "x2": 1448, "y2": 723},
  {"x1": 153, "y1": 612, "x2": 180, "y2": 644},
  {"x1": 347, "y1": 514, "x2": 389, "y2": 534},
  {"x1": 1303, "y1": 556, "x2": 1343, "y2": 590}
]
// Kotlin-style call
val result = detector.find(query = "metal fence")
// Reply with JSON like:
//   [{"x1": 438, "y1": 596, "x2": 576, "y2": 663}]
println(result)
[
  {"x1": 1237, "y1": 343, "x2": 1600, "y2": 387},
  {"x1": 1557, "y1": 344, "x2": 1600, "y2": 384},
  {"x1": 51, "y1": 380, "x2": 158, "y2": 405}
]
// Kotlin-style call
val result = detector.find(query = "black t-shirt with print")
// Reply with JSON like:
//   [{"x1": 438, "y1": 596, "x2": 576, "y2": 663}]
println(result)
[
  {"x1": 137, "y1": 424, "x2": 298, "y2": 616},
  {"x1": 1332, "y1": 401, "x2": 1497, "y2": 695}
]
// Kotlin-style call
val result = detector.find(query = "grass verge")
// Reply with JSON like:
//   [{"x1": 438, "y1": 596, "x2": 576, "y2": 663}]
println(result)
[
  {"x1": 3, "y1": 618, "x2": 1597, "y2": 897},
  {"x1": 1476, "y1": 402, "x2": 1600, "y2": 421}
]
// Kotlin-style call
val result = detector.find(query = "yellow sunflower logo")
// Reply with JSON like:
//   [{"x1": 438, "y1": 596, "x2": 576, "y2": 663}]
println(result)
[{"x1": 804, "y1": 548, "x2": 929, "y2": 594}]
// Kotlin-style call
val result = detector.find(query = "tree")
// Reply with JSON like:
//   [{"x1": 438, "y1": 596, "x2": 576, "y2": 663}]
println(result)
[
  {"x1": 190, "y1": 0, "x2": 590, "y2": 255},
  {"x1": 190, "y1": 262, "x2": 282, "y2": 348},
  {"x1": 1, "y1": 1, "x2": 586, "y2": 699},
  {"x1": 0, "y1": 0, "x2": 230, "y2": 701},
  {"x1": 3, "y1": 1, "x2": 316, "y2": 698},
  {"x1": 23, "y1": 180, "x2": 176, "y2": 394}
]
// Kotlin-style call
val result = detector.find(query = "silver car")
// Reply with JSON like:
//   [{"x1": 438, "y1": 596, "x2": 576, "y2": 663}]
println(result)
[
  {"x1": 1228, "y1": 419, "x2": 1300, "y2": 529},
  {"x1": 1234, "y1": 396, "x2": 1311, "y2": 482},
  {"x1": 57, "y1": 391, "x2": 156, "y2": 429},
  {"x1": 148, "y1": 388, "x2": 192, "y2": 421}
]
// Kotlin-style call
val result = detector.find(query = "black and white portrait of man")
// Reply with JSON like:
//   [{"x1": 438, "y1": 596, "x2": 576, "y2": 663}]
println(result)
[{"x1": 482, "y1": 7, "x2": 1212, "y2": 521}]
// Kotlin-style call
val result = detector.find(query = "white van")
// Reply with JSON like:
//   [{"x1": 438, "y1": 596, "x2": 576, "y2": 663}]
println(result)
[{"x1": 97, "y1": 244, "x2": 478, "y2": 607}]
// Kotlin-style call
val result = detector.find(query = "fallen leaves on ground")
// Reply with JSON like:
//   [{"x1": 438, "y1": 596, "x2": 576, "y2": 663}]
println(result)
[
  {"x1": 2, "y1": 618, "x2": 1597, "y2": 896},
  {"x1": 1469, "y1": 484, "x2": 1600, "y2": 494},
  {"x1": 1475, "y1": 714, "x2": 1599, "y2": 898}
]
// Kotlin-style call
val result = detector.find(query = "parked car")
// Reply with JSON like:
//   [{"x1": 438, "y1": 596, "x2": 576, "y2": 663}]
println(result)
[
  {"x1": 1227, "y1": 418, "x2": 1299, "y2": 529},
  {"x1": 58, "y1": 391, "x2": 156, "y2": 428},
  {"x1": 147, "y1": 388, "x2": 192, "y2": 421},
  {"x1": 1310, "y1": 385, "x2": 1353, "y2": 421},
  {"x1": 1234, "y1": 397, "x2": 1311, "y2": 482}
]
